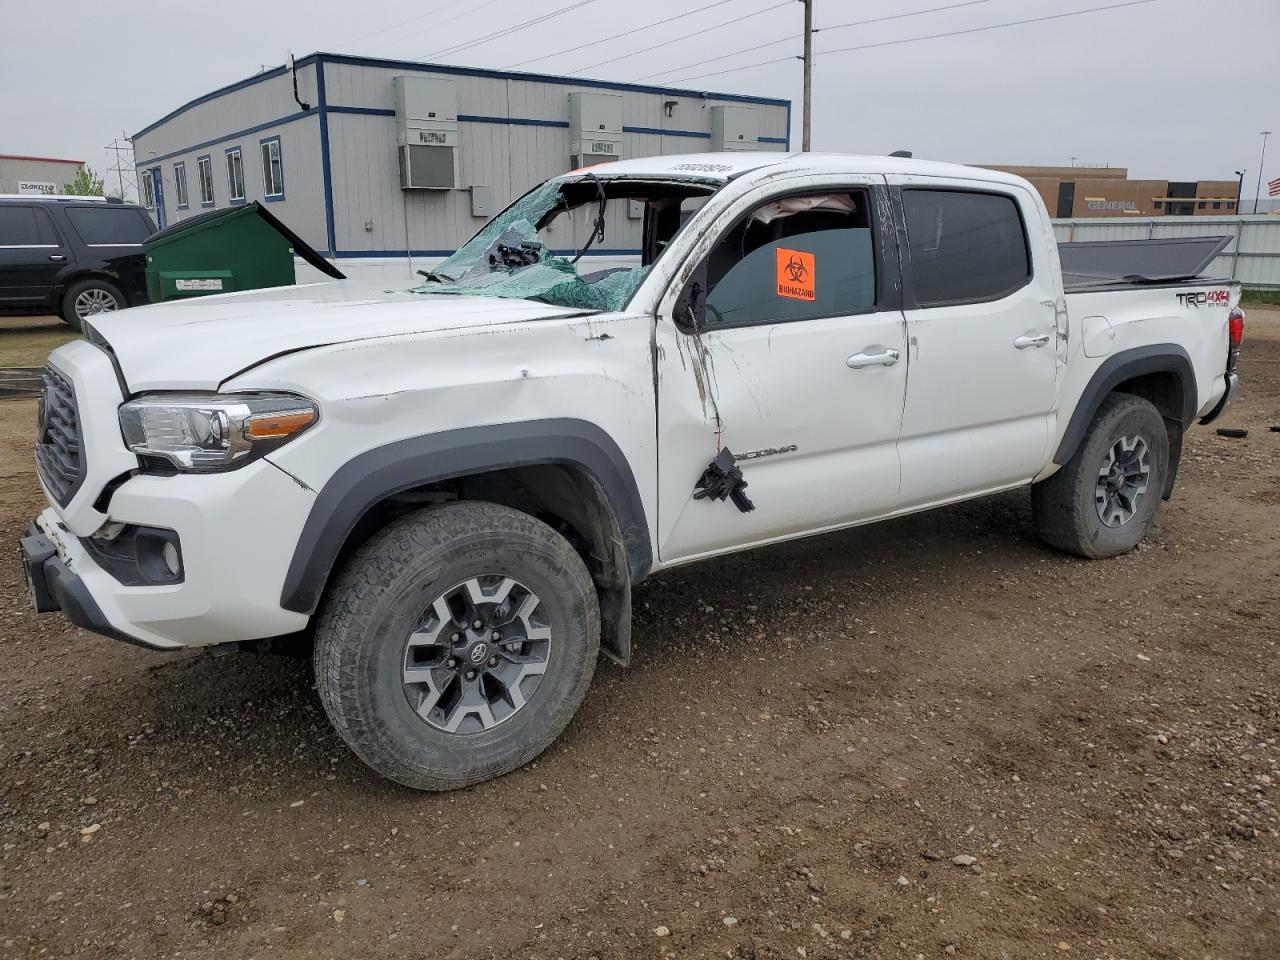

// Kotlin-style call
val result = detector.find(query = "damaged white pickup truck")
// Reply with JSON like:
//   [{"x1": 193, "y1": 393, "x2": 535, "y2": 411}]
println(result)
[{"x1": 22, "y1": 152, "x2": 1245, "y2": 790}]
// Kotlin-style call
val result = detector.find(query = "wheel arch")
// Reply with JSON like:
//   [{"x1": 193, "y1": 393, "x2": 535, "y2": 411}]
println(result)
[
  {"x1": 1054, "y1": 344, "x2": 1196, "y2": 483},
  {"x1": 278, "y1": 419, "x2": 652, "y2": 664},
  {"x1": 59, "y1": 271, "x2": 130, "y2": 307}
]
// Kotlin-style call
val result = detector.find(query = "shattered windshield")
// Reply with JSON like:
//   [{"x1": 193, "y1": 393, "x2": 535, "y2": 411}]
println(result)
[{"x1": 410, "y1": 175, "x2": 716, "y2": 311}]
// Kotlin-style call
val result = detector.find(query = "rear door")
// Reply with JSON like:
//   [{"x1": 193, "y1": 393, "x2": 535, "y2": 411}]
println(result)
[
  {"x1": 886, "y1": 180, "x2": 1061, "y2": 506},
  {"x1": 0, "y1": 204, "x2": 67, "y2": 305}
]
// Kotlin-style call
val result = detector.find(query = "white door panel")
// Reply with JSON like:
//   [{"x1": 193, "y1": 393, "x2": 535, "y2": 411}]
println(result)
[
  {"x1": 656, "y1": 312, "x2": 906, "y2": 559},
  {"x1": 653, "y1": 174, "x2": 907, "y2": 563},
  {"x1": 889, "y1": 180, "x2": 1062, "y2": 506}
]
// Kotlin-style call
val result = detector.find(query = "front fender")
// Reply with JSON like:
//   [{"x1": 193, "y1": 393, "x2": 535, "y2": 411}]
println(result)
[{"x1": 277, "y1": 418, "x2": 651, "y2": 615}]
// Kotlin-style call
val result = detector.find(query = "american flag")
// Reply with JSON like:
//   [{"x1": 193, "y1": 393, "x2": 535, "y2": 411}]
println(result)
[{"x1": 1270, "y1": 176, "x2": 1280, "y2": 198}]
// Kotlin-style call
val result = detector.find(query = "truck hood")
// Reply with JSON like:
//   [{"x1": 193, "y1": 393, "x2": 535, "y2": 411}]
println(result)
[{"x1": 88, "y1": 282, "x2": 595, "y2": 391}]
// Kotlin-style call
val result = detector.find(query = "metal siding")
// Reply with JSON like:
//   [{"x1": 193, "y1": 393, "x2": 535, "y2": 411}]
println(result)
[{"x1": 0, "y1": 157, "x2": 84, "y2": 193}]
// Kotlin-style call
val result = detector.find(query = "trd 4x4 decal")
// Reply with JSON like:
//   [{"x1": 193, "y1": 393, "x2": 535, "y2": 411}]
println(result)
[{"x1": 1176, "y1": 290, "x2": 1230, "y2": 308}]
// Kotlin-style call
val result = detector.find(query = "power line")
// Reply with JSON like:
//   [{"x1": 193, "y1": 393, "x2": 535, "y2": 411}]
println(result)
[
  {"x1": 505, "y1": 0, "x2": 742, "y2": 70},
  {"x1": 370, "y1": 0, "x2": 505, "y2": 56},
  {"x1": 636, "y1": 0, "x2": 1001, "y2": 82},
  {"x1": 421, "y1": 0, "x2": 600, "y2": 61},
  {"x1": 345, "y1": 0, "x2": 470, "y2": 49},
  {"x1": 565, "y1": 0, "x2": 791, "y2": 76},
  {"x1": 665, "y1": 0, "x2": 1158, "y2": 84}
]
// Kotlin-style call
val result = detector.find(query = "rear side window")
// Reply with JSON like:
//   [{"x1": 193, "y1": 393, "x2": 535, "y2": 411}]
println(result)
[
  {"x1": 0, "y1": 206, "x2": 59, "y2": 246},
  {"x1": 64, "y1": 207, "x2": 153, "y2": 245},
  {"x1": 902, "y1": 189, "x2": 1030, "y2": 306}
]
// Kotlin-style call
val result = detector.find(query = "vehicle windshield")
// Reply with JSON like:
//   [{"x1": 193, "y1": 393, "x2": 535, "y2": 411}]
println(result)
[{"x1": 410, "y1": 175, "x2": 717, "y2": 311}]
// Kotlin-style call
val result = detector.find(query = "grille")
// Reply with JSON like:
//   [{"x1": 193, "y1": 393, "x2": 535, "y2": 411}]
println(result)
[{"x1": 34, "y1": 364, "x2": 85, "y2": 506}]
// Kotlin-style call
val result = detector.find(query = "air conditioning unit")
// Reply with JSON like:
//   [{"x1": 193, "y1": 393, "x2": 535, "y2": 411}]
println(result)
[
  {"x1": 569, "y1": 92, "x2": 624, "y2": 168},
  {"x1": 399, "y1": 144, "x2": 457, "y2": 190},
  {"x1": 710, "y1": 105, "x2": 759, "y2": 152},
  {"x1": 394, "y1": 75, "x2": 459, "y2": 189}
]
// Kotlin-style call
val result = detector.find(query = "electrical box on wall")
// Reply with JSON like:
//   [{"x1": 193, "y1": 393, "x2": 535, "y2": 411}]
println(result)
[
  {"x1": 709, "y1": 105, "x2": 759, "y2": 152},
  {"x1": 569, "y1": 92, "x2": 624, "y2": 168},
  {"x1": 393, "y1": 75, "x2": 458, "y2": 189}
]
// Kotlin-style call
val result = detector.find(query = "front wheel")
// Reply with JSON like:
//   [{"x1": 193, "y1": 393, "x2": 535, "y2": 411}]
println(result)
[
  {"x1": 1032, "y1": 393, "x2": 1169, "y2": 559},
  {"x1": 314, "y1": 501, "x2": 600, "y2": 791}
]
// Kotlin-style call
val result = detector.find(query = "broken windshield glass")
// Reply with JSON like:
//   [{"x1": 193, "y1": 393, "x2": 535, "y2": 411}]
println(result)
[{"x1": 408, "y1": 175, "x2": 716, "y2": 312}]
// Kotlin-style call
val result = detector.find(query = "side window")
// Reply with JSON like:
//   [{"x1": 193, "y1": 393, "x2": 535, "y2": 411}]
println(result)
[
  {"x1": 901, "y1": 189, "x2": 1030, "y2": 306},
  {"x1": 260, "y1": 137, "x2": 284, "y2": 198},
  {"x1": 197, "y1": 156, "x2": 215, "y2": 205},
  {"x1": 174, "y1": 162, "x2": 189, "y2": 208},
  {"x1": 226, "y1": 147, "x2": 245, "y2": 202},
  {"x1": 701, "y1": 190, "x2": 876, "y2": 328},
  {"x1": 0, "y1": 206, "x2": 59, "y2": 246},
  {"x1": 141, "y1": 171, "x2": 155, "y2": 209},
  {"x1": 65, "y1": 207, "x2": 153, "y2": 245}
]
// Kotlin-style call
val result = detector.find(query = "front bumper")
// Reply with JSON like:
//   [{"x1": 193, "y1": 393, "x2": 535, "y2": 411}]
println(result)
[
  {"x1": 29, "y1": 340, "x2": 317, "y2": 649},
  {"x1": 20, "y1": 524, "x2": 157, "y2": 648},
  {"x1": 1199, "y1": 371, "x2": 1240, "y2": 425}
]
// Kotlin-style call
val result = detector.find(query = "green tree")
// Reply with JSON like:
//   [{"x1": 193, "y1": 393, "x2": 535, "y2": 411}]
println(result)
[{"x1": 63, "y1": 165, "x2": 106, "y2": 196}]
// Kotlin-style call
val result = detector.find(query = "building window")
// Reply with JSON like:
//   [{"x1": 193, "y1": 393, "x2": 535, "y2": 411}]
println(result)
[
  {"x1": 1227, "y1": 201, "x2": 1236, "y2": 210},
  {"x1": 1212, "y1": 200, "x2": 1221, "y2": 210},
  {"x1": 1154, "y1": 200, "x2": 1163, "y2": 210},
  {"x1": 173, "y1": 162, "x2": 189, "y2": 208},
  {"x1": 1197, "y1": 200, "x2": 1206, "y2": 210},
  {"x1": 197, "y1": 155, "x2": 215, "y2": 206},
  {"x1": 226, "y1": 147, "x2": 245, "y2": 203},
  {"x1": 141, "y1": 171, "x2": 155, "y2": 208},
  {"x1": 260, "y1": 137, "x2": 284, "y2": 199}
]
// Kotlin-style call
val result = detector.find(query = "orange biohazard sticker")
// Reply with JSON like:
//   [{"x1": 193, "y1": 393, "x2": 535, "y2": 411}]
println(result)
[{"x1": 775, "y1": 247, "x2": 815, "y2": 301}]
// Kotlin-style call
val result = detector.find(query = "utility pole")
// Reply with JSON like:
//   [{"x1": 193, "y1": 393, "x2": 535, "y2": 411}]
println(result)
[
  {"x1": 104, "y1": 132, "x2": 137, "y2": 202},
  {"x1": 1254, "y1": 131, "x2": 1271, "y2": 215},
  {"x1": 801, "y1": 0, "x2": 813, "y2": 151}
]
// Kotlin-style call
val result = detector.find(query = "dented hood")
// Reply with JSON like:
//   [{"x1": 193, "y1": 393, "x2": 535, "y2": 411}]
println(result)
[{"x1": 88, "y1": 281, "x2": 594, "y2": 392}]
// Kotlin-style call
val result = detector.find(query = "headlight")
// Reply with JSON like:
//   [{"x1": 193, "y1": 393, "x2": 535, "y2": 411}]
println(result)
[{"x1": 118, "y1": 393, "x2": 318, "y2": 472}]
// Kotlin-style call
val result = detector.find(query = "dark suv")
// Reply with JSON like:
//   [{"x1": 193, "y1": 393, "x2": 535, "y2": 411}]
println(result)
[{"x1": 0, "y1": 196, "x2": 154, "y2": 329}]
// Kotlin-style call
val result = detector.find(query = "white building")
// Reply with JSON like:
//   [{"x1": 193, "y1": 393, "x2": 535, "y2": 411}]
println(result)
[{"x1": 132, "y1": 52, "x2": 790, "y2": 282}]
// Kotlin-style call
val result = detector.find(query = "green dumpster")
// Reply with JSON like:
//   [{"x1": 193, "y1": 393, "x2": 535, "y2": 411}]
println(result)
[{"x1": 143, "y1": 201, "x2": 343, "y2": 302}]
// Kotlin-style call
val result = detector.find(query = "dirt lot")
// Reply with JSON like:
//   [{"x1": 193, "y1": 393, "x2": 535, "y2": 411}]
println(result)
[{"x1": 1, "y1": 312, "x2": 1278, "y2": 960}]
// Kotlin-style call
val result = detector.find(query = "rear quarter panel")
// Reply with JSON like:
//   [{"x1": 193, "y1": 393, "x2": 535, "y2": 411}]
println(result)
[{"x1": 1049, "y1": 281, "x2": 1238, "y2": 472}]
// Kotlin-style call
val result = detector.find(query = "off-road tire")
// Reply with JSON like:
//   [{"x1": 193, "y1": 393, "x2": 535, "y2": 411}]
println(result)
[
  {"x1": 1032, "y1": 393, "x2": 1169, "y2": 559},
  {"x1": 60, "y1": 278, "x2": 124, "y2": 331},
  {"x1": 314, "y1": 501, "x2": 600, "y2": 791}
]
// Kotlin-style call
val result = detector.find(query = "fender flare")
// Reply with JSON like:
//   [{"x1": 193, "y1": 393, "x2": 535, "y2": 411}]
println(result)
[
  {"x1": 1052, "y1": 343, "x2": 1196, "y2": 466},
  {"x1": 278, "y1": 418, "x2": 652, "y2": 615}
]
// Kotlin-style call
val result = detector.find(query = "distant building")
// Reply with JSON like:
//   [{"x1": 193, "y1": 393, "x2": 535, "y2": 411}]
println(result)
[
  {"x1": 981, "y1": 165, "x2": 1240, "y2": 218},
  {"x1": 0, "y1": 154, "x2": 84, "y2": 195},
  {"x1": 131, "y1": 52, "x2": 790, "y2": 277}
]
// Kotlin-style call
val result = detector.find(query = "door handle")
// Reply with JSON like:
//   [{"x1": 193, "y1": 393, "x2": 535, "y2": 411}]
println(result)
[
  {"x1": 48, "y1": 255, "x2": 66, "y2": 262},
  {"x1": 1013, "y1": 333, "x2": 1051, "y2": 349},
  {"x1": 846, "y1": 348, "x2": 901, "y2": 369}
]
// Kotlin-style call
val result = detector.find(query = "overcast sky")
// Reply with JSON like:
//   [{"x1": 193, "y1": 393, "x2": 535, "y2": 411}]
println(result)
[{"x1": 2, "y1": 0, "x2": 1276, "y2": 197}]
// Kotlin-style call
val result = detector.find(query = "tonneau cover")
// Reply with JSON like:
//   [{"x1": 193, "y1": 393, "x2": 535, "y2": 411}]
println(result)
[{"x1": 1059, "y1": 235, "x2": 1232, "y2": 288}]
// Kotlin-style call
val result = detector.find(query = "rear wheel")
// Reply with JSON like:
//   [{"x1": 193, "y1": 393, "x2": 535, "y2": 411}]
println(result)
[
  {"x1": 60, "y1": 278, "x2": 124, "y2": 331},
  {"x1": 1032, "y1": 393, "x2": 1169, "y2": 558},
  {"x1": 314, "y1": 501, "x2": 600, "y2": 791}
]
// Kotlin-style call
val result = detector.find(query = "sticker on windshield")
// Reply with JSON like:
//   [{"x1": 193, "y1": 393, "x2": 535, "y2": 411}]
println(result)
[{"x1": 776, "y1": 248, "x2": 815, "y2": 301}]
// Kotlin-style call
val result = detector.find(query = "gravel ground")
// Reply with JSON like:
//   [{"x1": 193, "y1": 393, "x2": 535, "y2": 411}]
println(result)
[{"x1": 1, "y1": 310, "x2": 1277, "y2": 960}]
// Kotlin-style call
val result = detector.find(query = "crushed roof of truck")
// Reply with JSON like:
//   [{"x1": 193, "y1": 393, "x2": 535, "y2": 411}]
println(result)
[{"x1": 553, "y1": 152, "x2": 1036, "y2": 189}]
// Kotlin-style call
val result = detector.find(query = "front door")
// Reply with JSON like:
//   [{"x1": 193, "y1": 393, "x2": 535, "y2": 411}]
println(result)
[
  {"x1": 0, "y1": 205, "x2": 66, "y2": 304},
  {"x1": 654, "y1": 178, "x2": 908, "y2": 563},
  {"x1": 888, "y1": 181, "x2": 1062, "y2": 507}
]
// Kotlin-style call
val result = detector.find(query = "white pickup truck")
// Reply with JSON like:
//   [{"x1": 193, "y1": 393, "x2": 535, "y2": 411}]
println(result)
[{"x1": 21, "y1": 152, "x2": 1244, "y2": 791}]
